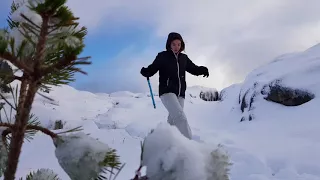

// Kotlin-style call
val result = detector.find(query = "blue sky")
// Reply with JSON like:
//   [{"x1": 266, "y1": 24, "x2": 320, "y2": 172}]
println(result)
[
  {"x1": 69, "y1": 24, "x2": 162, "y2": 92},
  {"x1": 0, "y1": 2, "x2": 9, "y2": 26},
  {"x1": 1, "y1": 0, "x2": 320, "y2": 94},
  {"x1": 0, "y1": 1, "x2": 164, "y2": 93}
]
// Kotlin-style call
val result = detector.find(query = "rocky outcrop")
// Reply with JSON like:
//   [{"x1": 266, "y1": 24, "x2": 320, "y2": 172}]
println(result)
[
  {"x1": 262, "y1": 81, "x2": 315, "y2": 106},
  {"x1": 200, "y1": 89, "x2": 219, "y2": 101},
  {"x1": 233, "y1": 43, "x2": 320, "y2": 122}
]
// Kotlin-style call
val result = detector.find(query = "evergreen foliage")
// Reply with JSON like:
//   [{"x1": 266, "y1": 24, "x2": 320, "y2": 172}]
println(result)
[
  {"x1": 23, "y1": 169, "x2": 61, "y2": 180},
  {"x1": 0, "y1": 0, "x2": 124, "y2": 180}
]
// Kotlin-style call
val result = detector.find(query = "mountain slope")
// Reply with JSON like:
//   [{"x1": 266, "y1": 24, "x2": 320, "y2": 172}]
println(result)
[{"x1": 3, "y1": 43, "x2": 320, "y2": 179}]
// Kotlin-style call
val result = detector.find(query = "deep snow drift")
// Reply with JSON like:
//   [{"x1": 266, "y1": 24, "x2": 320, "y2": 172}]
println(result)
[{"x1": 1, "y1": 43, "x2": 320, "y2": 179}]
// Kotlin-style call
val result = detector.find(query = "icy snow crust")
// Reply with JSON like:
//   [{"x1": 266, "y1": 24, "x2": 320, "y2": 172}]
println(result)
[{"x1": 1, "y1": 34, "x2": 320, "y2": 179}]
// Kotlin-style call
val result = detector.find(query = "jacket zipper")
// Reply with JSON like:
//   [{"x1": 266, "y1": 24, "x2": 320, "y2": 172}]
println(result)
[
  {"x1": 167, "y1": 78, "x2": 169, "y2": 86},
  {"x1": 173, "y1": 52, "x2": 181, "y2": 97}
]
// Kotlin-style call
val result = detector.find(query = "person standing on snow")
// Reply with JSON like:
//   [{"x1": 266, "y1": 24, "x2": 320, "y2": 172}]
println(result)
[{"x1": 140, "y1": 32, "x2": 209, "y2": 139}]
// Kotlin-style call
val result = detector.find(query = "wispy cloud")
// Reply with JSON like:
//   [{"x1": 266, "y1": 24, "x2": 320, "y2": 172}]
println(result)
[{"x1": 51, "y1": 0, "x2": 320, "y2": 92}]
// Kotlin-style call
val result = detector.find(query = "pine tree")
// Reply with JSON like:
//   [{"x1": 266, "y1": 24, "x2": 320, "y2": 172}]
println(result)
[{"x1": 0, "y1": 0, "x2": 123, "y2": 179}]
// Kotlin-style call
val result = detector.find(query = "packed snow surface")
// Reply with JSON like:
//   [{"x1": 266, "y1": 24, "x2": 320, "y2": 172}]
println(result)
[
  {"x1": 2, "y1": 44, "x2": 320, "y2": 179},
  {"x1": 10, "y1": 84, "x2": 320, "y2": 179}
]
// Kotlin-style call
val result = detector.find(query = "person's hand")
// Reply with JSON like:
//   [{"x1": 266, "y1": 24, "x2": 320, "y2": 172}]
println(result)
[
  {"x1": 200, "y1": 66, "x2": 209, "y2": 77},
  {"x1": 140, "y1": 67, "x2": 150, "y2": 77}
]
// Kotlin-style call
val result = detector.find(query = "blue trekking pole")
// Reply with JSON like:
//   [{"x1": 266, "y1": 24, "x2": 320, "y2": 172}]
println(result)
[{"x1": 147, "y1": 77, "x2": 156, "y2": 109}]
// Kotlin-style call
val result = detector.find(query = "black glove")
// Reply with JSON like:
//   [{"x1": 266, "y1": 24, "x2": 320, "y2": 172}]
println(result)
[
  {"x1": 140, "y1": 67, "x2": 150, "y2": 77},
  {"x1": 199, "y1": 66, "x2": 209, "y2": 77}
]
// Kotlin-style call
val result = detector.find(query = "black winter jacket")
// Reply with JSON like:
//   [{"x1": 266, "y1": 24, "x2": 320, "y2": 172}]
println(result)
[{"x1": 141, "y1": 50, "x2": 208, "y2": 98}]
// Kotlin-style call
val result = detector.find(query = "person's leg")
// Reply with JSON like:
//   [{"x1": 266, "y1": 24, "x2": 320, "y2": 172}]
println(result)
[
  {"x1": 177, "y1": 96, "x2": 192, "y2": 138},
  {"x1": 160, "y1": 93, "x2": 192, "y2": 139},
  {"x1": 178, "y1": 96, "x2": 185, "y2": 109},
  {"x1": 161, "y1": 93, "x2": 181, "y2": 125},
  {"x1": 167, "y1": 96, "x2": 185, "y2": 124}
]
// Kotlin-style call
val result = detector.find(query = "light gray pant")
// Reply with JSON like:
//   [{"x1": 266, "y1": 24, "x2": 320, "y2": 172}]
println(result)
[{"x1": 160, "y1": 93, "x2": 192, "y2": 139}]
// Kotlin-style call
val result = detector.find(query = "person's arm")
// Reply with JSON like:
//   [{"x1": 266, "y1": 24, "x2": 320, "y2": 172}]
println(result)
[
  {"x1": 186, "y1": 55, "x2": 209, "y2": 77},
  {"x1": 141, "y1": 53, "x2": 162, "y2": 77}
]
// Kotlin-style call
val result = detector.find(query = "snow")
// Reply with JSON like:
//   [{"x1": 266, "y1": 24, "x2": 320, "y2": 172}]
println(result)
[
  {"x1": 11, "y1": 1, "x2": 42, "y2": 25},
  {"x1": 7, "y1": 0, "x2": 84, "y2": 56},
  {"x1": 9, "y1": 0, "x2": 42, "y2": 52},
  {"x1": 23, "y1": 169, "x2": 60, "y2": 180},
  {"x1": 54, "y1": 132, "x2": 112, "y2": 180},
  {"x1": 1, "y1": 43, "x2": 320, "y2": 179},
  {"x1": 141, "y1": 123, "x2": 231, "y2": 180}
]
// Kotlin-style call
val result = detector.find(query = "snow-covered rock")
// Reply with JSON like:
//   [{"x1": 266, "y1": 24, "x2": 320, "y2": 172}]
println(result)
[
  {"x1": 227, "y1": 43, "x2": 320, "y2": 121},
  {"x1": 186, "y1": 86, "x2": 219, "y2": 101},
  {"x1": 200, "y1": 89, "x2": 219, "y2": 101},
  {"x1": 141, "y1": 123, "x2": 231, "y2": 180}
]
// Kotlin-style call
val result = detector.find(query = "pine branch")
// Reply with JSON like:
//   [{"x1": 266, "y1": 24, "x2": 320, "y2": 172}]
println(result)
[
  {"x1": 0, "y1": 119, "x2": 83, "y2": 149},
  {"x1": 0, "y1": 122, "x2": 58, "y2": 140},
  {"x1": 8, "y1": 84, "x2": 18, "y2": 110},
  {"x1": 0, "y1": 52, "x2": 33, "y2": 74},
  {"x1": 17, "y1": 28, "x2": 37, "y2": 47},
  {"x1": 48, "y1": 22, "x2": 78, "y2": 34},
  {"x1": 0, "y1": 122, "x2": 13, "y2": 151},
  {"x1": 0, "y1": 127, "x2": 8, "y2": 177},
  {"x1": 49, "y1": 21, "x2": 79, "y2": 29},
  {"x1": 36, "y1": 91, "x2": 54, "y2": 101},
  {"x1": 19, "y1": 13, "x2": 41, "y2": 30},
  {"x1": 0, "y1": 94, "x2": 16, "y2": 111},
  {"x1": 14, "y1": 75, "x2": 22, "y2": 81},
  {"x1": 95, "y1": 163, "x2": 126, "y2": 180},
  {"x1": 41, "y1": 56, "x2": 91, "y2": 76},
  {"x1": 6, "y1": 1, "x2": 23, "y2": 30},
  {"x1": 5, "y1": 79, "x2": 46, "y2": 180},
  {"x1": 33, "y1": 15, "x2": 49, "y2": 77},
  {"x1": 71, "y1": 59, "x2": 92, "y2": 66},
  {"x1": 2, "y1": 0, "x2": 96, "y2": 179},
  {"x1": 24, "y1": 114, "x2": 43, "y2": 142},
  {"x1": 2, "y1": 106, "x2": 11, "y2": 123},
  {"x1": 6, "y1": 17, "x2": 19, "y2": 30},
  {"x1": 26, "y1": 125, "x2": 58, "y2": 139},
  {"x1": 20, "y1": 23, "x2": 39, "y2": 38},
  {"x1": 67, "y1": 67, "x2": 87, "y2": 75},
  {"x1": 16, "y1": 40, "x2": 28, "y2": 59},
  {"x1": 0, "y1": 122, "x2": 13, "y2": 128},
  {"x1": 55, "y1": 125, "x2": 83, "y2": 135},
  {"x1": 95, "y1": 149, "x2": 123, "y2": 180},
  {"x1": 111, "y1": 163, "x2": 125, "y2": 180},
  {"x1": 2, "y1": 128, "x2": 11, "y2": 150}
]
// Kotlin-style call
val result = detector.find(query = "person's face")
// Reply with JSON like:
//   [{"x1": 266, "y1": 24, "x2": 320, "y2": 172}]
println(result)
[{"x1": 171, "y1": 39, "x2": 181, "y2": 53}]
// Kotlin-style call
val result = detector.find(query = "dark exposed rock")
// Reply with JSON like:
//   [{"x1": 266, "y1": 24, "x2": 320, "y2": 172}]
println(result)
[
  {"x1": 54, "y1": 120, "x2": 64, "y2": 130},
  {"x1": 238, "y1": 78, "x2": 315, "y2": 122},
  {"x1": 264, "y1": 83, "x2": 315, "y2": 106},
  {"x1": 199, "y1": 90, "x2": 219, "y2": 101},
  {"x1": 240, "y1": 90, "x2": 249, "y2": 113},
  {"x1": 239, "y1": 82, "x2": 261, "y2": 121}
]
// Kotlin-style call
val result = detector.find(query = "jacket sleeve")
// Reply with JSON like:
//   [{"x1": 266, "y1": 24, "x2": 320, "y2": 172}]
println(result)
[
  {"x1": 186, "y1": 55, "x2": 202, "y2": 76},
  {"x1": 144, "y1": 53, "x2": 162, "y2": 76}
]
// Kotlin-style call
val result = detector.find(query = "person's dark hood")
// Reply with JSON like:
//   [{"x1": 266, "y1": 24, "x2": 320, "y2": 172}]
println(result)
[{"x1": 165, "y1": 32, "x2": 185, "y2": 52}]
